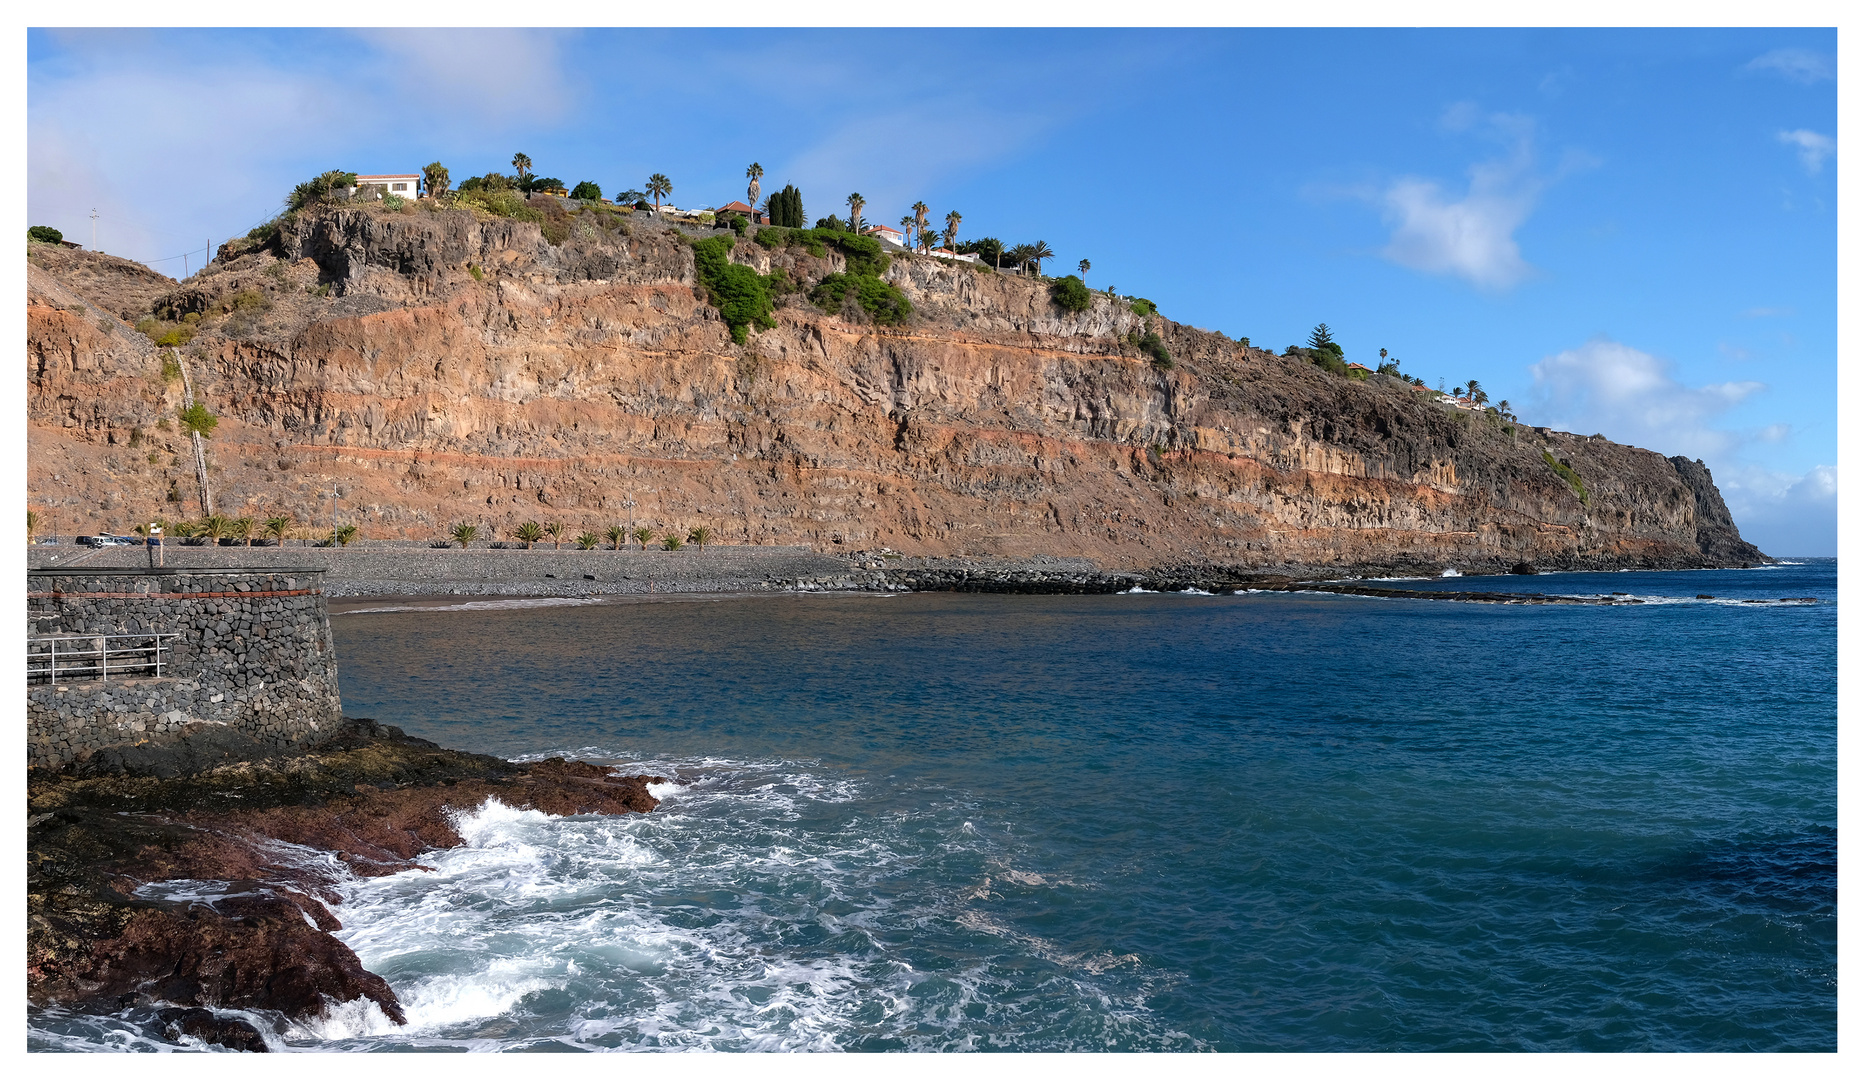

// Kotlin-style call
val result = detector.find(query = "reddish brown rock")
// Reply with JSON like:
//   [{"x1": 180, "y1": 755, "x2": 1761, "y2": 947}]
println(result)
[
  {"x1": 25, "y1": 202, "x2": 1761, "y2": 572},
  {"x1": 27, "y1": 719, "x2": 661, "y2": 1041}
]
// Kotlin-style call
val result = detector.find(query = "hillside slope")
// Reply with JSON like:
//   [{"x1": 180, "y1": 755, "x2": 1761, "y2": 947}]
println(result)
[{"x1": 25, "y1": 204, "x2": 1764, "y2": 572}]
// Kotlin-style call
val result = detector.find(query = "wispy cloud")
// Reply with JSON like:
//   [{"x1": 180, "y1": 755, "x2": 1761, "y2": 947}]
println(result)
[
  {"x1": 1741, "y1": 306, "x2": 1793, "y2": 318},
  {"x1": 1526, "y1": 338, "x2": 1764, "y2": 459},
  {"x1": 27, "y1": 29, "x2": 582, "y2": 268},
  {"x1": 1743, "y1": 47, "x2": 1834, "y2": 84},
  {"x1": 1374, "y1": 108, "x2": 1563, "y2": 292},
  {"x1": 350, "y1": 29, "x2": 577, "y2": 126},
  {"x1": 1777, "y1": 129, "x2": 1835, "y2": 174}
]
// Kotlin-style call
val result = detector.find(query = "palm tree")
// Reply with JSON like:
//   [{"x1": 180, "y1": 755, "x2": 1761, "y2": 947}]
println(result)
[
  {"x1": 27, "y1": 509, "x2": 37, "y2": 543},
  {"x1": 450, "y1": 522, "x2": 479, "y2": 548},
  {"x1": 918, "y1": 228, "x2": 938, "y2": 254},
  {"x1": 1026, "y1": 240, "x2": 1054, "y2": 276},
  {"x1": 1078, "y1": 259, "x2": 1091, "y2": 284},
  {"x1": 662, "y1": 532, "x2": 684, "y2": 551},
  {"x1": 200, "y1": 514, "x2": 231, "y2": 544},
  {"x1": 605, "y1": 524, "x2": 628, "y2": 550},
  {"x1": 264, "y1": 513, "x2": 294, "y2": 546},
  {"x1": 575, "y1": 532, "x2": 600, "y2": 550},
  {"x1": 543, "y1": 520, "x2": 566, "y2": 549},
  {"x1": 847, "y1": 193, "x2": 865, "y2": 232},
  {"x1": 335, "y1": 524, "x2": 358, "y2": 547},
  {"x1": 646, "y1": 174, "x2": 672, "y2": 211},
  {"x1": 512, "y1": 521, "x2": 546, "y2": 549},
  {"x1": 233, "y1": 516, "x2": 256, "y2": 546},
  {"x1": 422, "y1": 162, "x2": 450, "y2": 199},
  {"x1": 1005, "y1": 244, "x2": 1036, "y2": 275},
  {"x1": 943, "y1": 210, "x2": 962, "y2": 251},
  {"x1": 632, "y1": 526, "x2": 654, "y2": 550},
  {"x1": 911, "y1": 201, "x2": 929, "y2": 240},
  {"x1": 687, "y1": 525, "x2": 714, "y2": 551},
  {"x1": 747, "y1": 163, "x2": 764, "y2": 208},
  {"x1": 512, "y1": 152, "x2": 533, "y2": 182}
]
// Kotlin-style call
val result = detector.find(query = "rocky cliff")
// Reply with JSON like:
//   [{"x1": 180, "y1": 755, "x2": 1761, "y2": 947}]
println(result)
[{"x1": 26, "y1": 202, "x2": 1765, "y2": 572}]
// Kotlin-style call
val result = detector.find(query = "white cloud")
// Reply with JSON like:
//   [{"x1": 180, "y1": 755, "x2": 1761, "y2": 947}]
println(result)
[
  {"x1": 1743, "y1": 48, "x2": 1834, "y2": 84},
  {"x1": 1525, "y1": 338, "x2": 1834, "y2": 555},
  {"x1": 1376, "y1": 110, "x2": 1557, "y2": 292},
  {"x1": 1525, "y1": 338, "x2": 1764, "y2": 459},
  {"x1": 27, "y1": 29, "x2": 580, "y2": 269},
  {"x1": 1777, "y1": 129, "x2": 1835, "y2": 174},
  {"x1": 1715, "y1": 464, "x2": 1837, "y2": 557}
]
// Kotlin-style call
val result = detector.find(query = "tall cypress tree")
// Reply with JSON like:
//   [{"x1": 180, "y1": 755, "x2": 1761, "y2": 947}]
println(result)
[{"x1": 770, "y1": 185, "x2": 804, "y2": 228}]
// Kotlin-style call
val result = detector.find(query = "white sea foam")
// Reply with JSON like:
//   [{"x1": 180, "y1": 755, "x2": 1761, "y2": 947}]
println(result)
[
  {"x1": 1440, "y1": 569, "x2": 1463, "y2": 577},
  {"x1": 36, "y1": 758, "x2": 1182, "y2": 1052}
]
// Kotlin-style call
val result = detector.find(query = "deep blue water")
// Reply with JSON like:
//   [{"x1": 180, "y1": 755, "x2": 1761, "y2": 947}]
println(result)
[{"x1": 32, "y1": 561, "x2": 1836, "y2": 1051}]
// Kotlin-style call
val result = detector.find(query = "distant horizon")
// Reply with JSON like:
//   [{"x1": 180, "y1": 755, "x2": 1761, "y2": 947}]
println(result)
[{"x1": 26, "y1": 26, "x2": 1836, "y2": 556}]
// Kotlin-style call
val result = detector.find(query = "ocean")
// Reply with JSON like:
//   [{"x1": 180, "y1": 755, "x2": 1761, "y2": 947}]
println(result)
[{"x1": 30, "y1": 560, "x2": 1837, "y2": 1051}]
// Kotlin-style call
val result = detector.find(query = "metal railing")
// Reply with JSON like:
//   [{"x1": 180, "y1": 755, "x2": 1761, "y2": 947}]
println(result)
[{"x1": 27, "y1": 634, "x2": 178, "y2": 684}]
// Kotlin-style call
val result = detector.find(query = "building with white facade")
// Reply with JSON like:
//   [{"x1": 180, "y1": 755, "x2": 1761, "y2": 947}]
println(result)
[{"x1": 354, "y1": 173, "x2": 421, "y2": 199}]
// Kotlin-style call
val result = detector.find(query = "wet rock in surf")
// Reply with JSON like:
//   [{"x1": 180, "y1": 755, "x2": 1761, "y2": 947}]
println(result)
[
  {"x1": 159, "y1": 1007, "x2": 270, "y2": 1053},
  {"x1": 27, "y1": 717, "x2": 663, "y2": 1039}
]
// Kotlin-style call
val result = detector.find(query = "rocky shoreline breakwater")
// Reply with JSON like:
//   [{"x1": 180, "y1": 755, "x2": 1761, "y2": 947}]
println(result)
[
  {"x1": 27, "y1": 718, "x2": 664, "y2": 1051},
  {"x1": 29, "y1": 543, "x2": 1768, "y2": 607}
]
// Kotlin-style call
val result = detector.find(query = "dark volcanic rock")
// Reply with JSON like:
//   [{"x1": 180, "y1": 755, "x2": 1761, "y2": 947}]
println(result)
[
  {"x1": 159, "y1": 1007, "x2": 271, "y2": 1052},
  {"x1": 1671, "y1": 455, "x2": 1768, "y2": 564},
  {"x1": 27, "y1": 718, "x2": 663, "y2": 1046}
]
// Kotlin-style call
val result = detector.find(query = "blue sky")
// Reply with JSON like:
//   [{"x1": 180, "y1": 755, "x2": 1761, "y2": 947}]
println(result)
[{"x1": 26, "y1": 27, "x2": 1837, "y2": 555}]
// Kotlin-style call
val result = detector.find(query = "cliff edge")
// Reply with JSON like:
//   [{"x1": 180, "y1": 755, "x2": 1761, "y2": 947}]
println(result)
[{"x1": 26, "y1": 203, "x2": 1766, "y2": 573}]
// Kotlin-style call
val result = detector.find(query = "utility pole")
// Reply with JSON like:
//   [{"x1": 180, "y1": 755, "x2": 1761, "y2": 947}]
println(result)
[
  {"x1": 90, "y1": 209, "x2": 98, "y2": 251},
  {"x1": 622, "y1": 499, "x2": 636, "y2": 538}
]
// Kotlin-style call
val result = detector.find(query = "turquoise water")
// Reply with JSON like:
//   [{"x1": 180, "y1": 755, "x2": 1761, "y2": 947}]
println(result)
[{"x1": 32, "y1": 561, "x2": 1837, "y2": 1051}]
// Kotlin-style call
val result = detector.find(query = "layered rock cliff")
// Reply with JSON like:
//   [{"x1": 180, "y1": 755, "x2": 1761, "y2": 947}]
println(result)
[{"x1": 26, "y1": 203, "x2": 1765, "y2": 572}]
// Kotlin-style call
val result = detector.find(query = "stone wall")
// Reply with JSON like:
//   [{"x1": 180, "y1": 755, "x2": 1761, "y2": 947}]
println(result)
[{"x1": 26, "y1": 567, "x2": 342, "y2": 769}]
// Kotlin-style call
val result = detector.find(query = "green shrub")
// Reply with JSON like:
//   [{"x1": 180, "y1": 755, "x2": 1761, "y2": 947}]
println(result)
[
  {"x1": 458, "y1": 187, "x2": 543, "y2": 224},
  {"x1": 810, "y1": 272, "x2": 912, "y2": 325},
  {"x1": 28, "y1": 225, "x2": 62, "y2": 244},
  {"x1": 155, "y1": 324, "x2": 197, "y2": 348},
  {"x1": 1138, "y1": 331, "x2": 1172, "y2": 369},
  {"x1": 570, "y1": 180, "x2": 603, "y2": 201},
  {"x1": 728, "y1": 214, "x2": 748, "y2": 236},
  {"x1": 468, "y1": 264, "x2": 483, "y2": 282},
  {"x1": 287, "y1": 170, "x2": 358, "y2": 212},
  {"x1": 381, "y1": 193, "x2": 405, "y2": 210},
  {"x1": 754, "y1": 227, "x2": 785, "y2": 249},
  {"x1": 1543, "y1": 450, "x2": 1590, "y2": 504},
  {"x1": 1050, "y1": 275, "x2": 1093, "y2": 313},
  {"x1": 178, "y1": 401, "x2": 218, "y2": 438},
  {"x1": 458, "y1": 172, "x2": 517, "y2": 194},
  {"x1": 1130, "y1": 298, "x2": 1157, "y2": 317},
  {"x1": 230, "y1": 289, "x2": 268, "y2": 312},
  {"x1": 692, "y1": 235, "x2": 777, "y2": 344}
]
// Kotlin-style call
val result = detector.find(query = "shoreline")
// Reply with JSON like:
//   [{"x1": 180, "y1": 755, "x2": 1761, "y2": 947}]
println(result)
[
  {"x1": 27, "y1": 718, "x2": 664, "y2": 1050},
  {"x1": 29, "y1": 544, "x2": 1777, "y2": 607}
]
